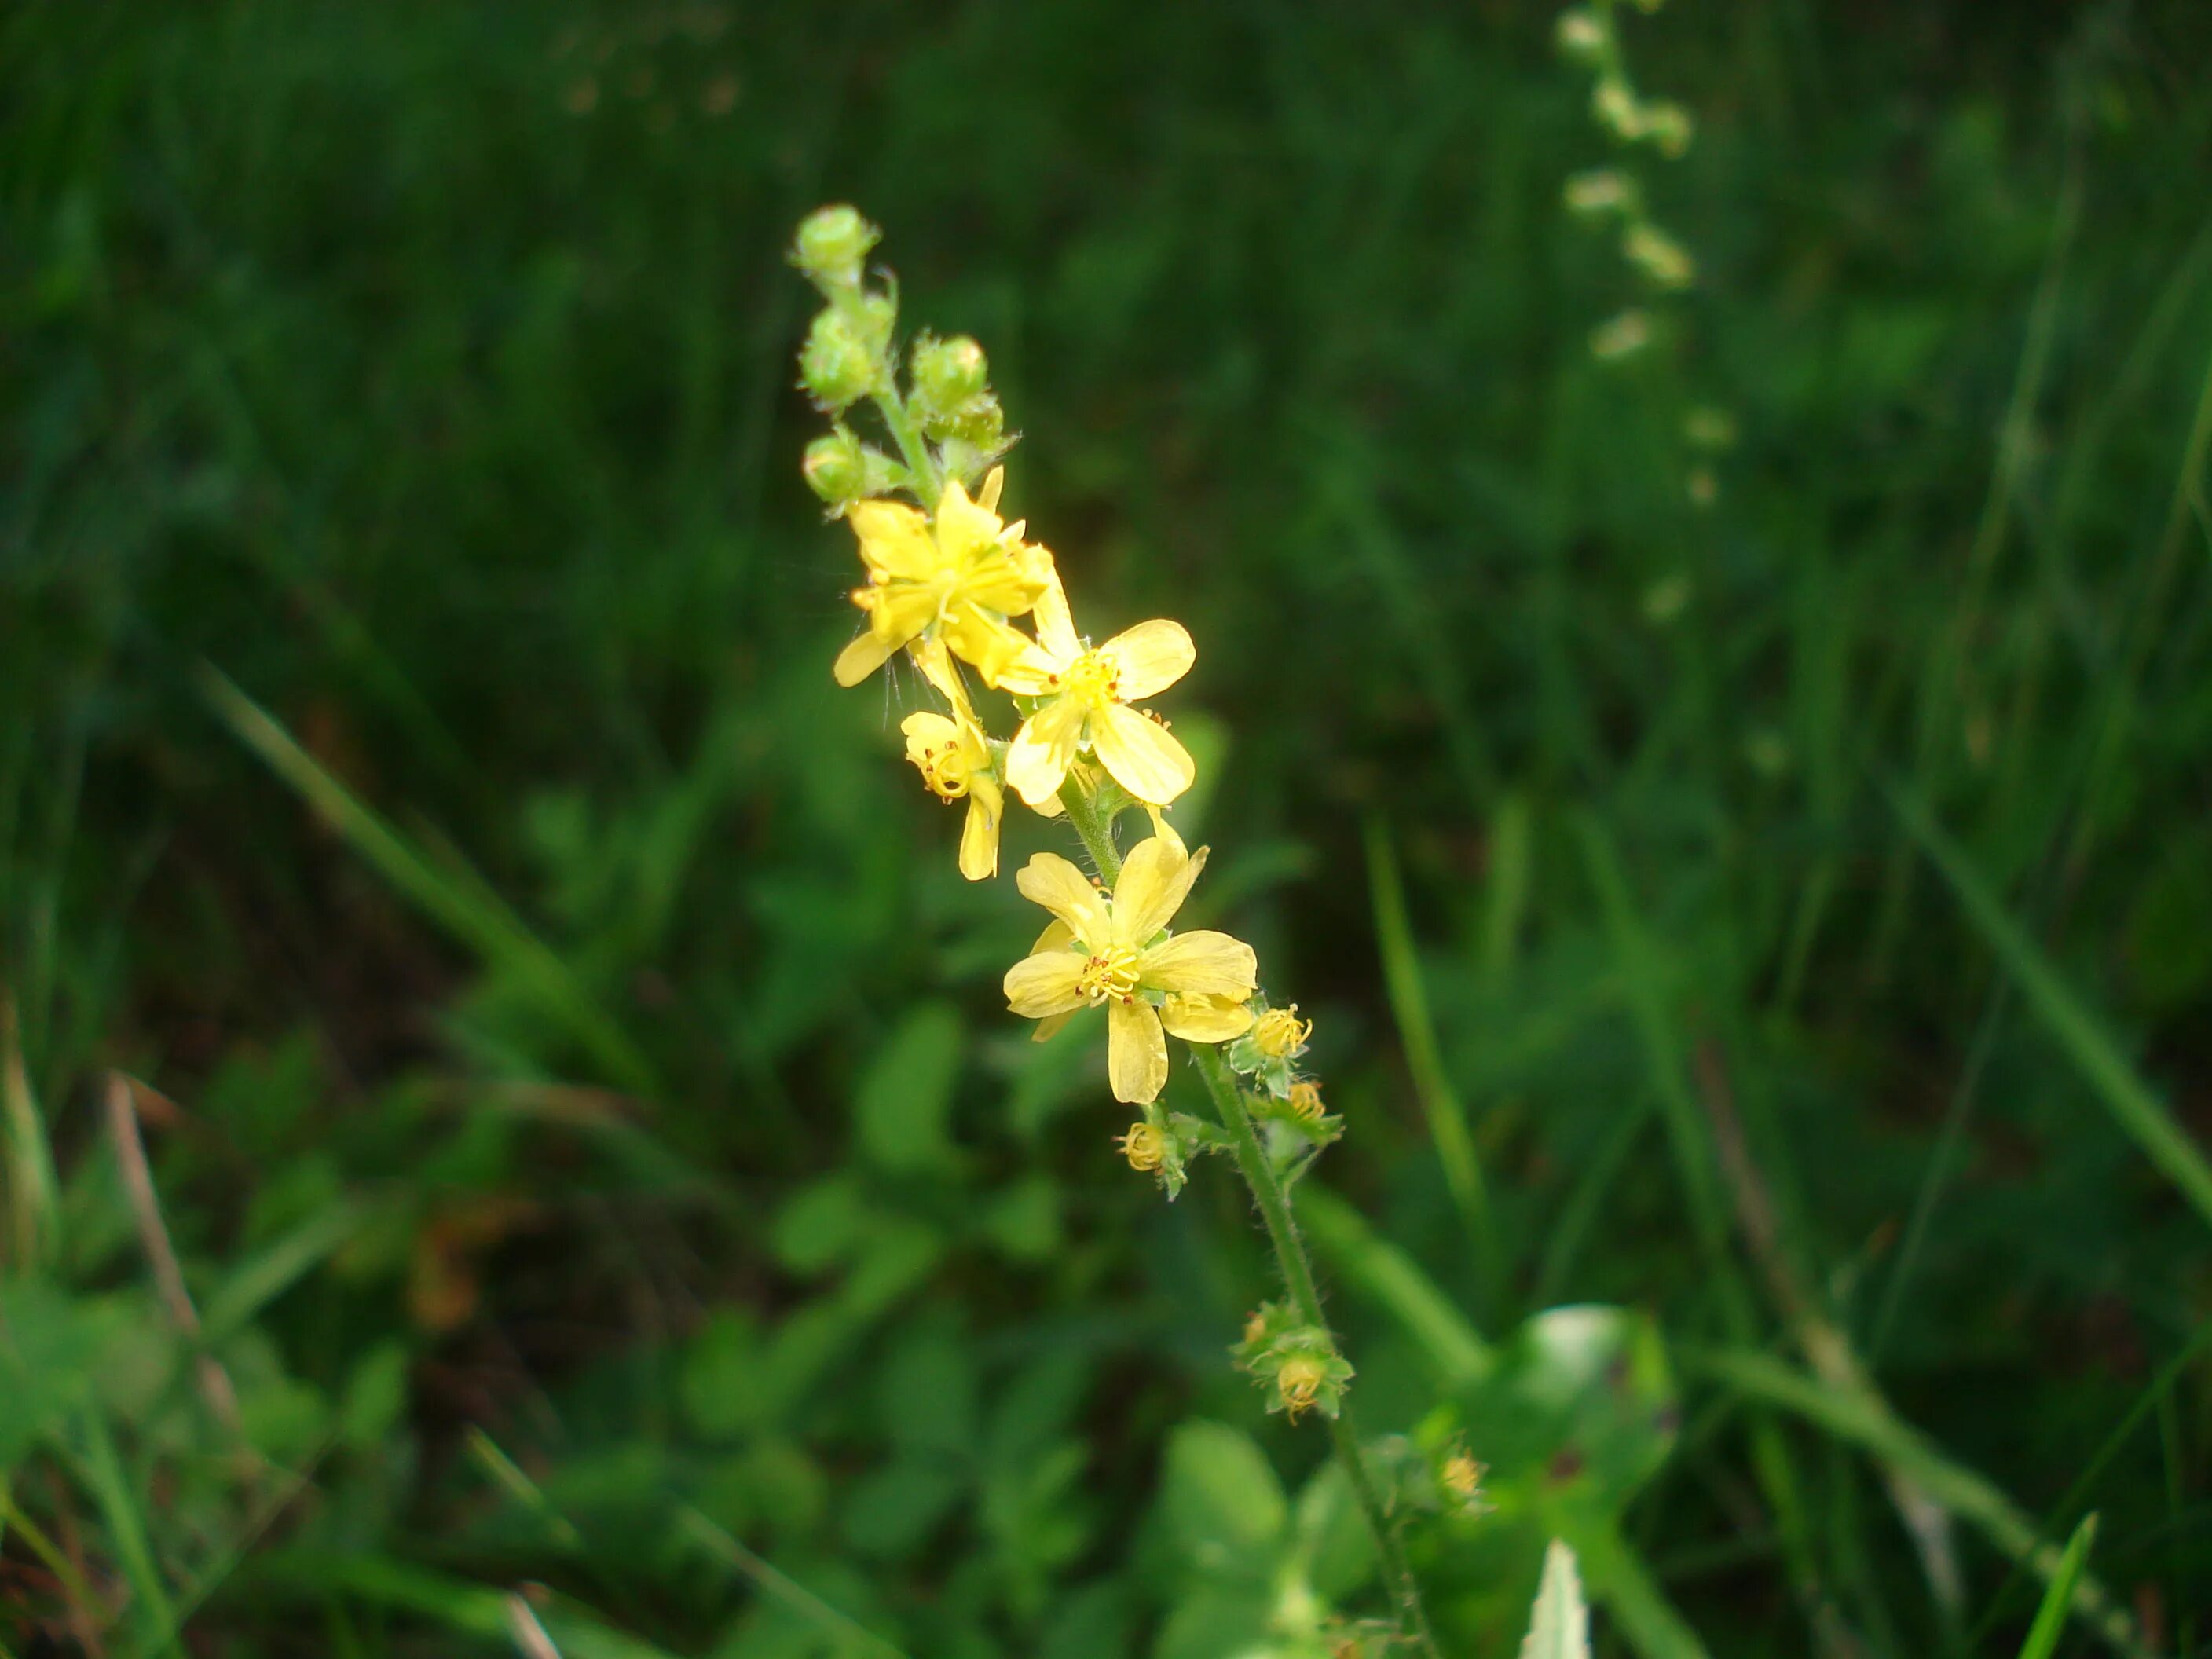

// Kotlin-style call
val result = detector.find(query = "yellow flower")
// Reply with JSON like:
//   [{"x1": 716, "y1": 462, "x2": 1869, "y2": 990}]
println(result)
[
  {"x1": 1251, "y1": 1004, "x2": 1313, "y2": 1060},
  {"x1": 1286, "y1": 1080, "x2": 1326, "y2": 1122},
  {"x1": 996, "y1": 564, "x2": 1196, "y2": 808},
  {"x1": 898, "y1": 641, "x2": 1005, "y2": 880},
  {"x1": 832, "y1": 468, "x2": 1047, "y2": 688},
  {"x1": 1116, "y1": 1122, "x2": 1164, "y2": 1172},
  {"x1": 1002, "y1": 835, "x2": 1257, "y2": 1104}
]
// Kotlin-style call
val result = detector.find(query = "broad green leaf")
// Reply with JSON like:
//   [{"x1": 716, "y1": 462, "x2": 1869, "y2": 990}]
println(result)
[
  {"x1": 854, "y1": 1002, "x2": 963, "y2": 1174},
  {"x1": 1160, "y1": 1421, "x2": 1286, "y2": 1577}
]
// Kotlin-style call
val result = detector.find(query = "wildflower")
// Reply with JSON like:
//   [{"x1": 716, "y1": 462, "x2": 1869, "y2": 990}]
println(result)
[
  {"x1": 832, "y1": 469, "x2": 1047, "y2": 688},
  {"x1": 1441, "y1": 1450, "x2": 1488, "y2": 1505},
  {"x1": 998, "y1": 567, "x2": 1196, "y2": 808},
  {"x1": 1002, "y1": 835, "x2": 1256, "y2": 1104},
  {"x1": 1287, "y1": 1080, "x2": 1326, "y2": 1122},
  {"x1": 1117, "y1": 1122, "x2": 1164, "y2": 1172},
  {"x1": 1250, "y1": 1004, "x2": 1312, "y2": 1060},
  {"x1": 900, "y1": 690, "x2": 1003, "y2": 881}
]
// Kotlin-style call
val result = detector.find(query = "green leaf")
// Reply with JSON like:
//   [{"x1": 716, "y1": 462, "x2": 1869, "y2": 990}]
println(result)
[
  {"x1": 682, "y1": 1309, "x2": 772, "y2": 1439},
  {"x1": 1519, "y1": 1540, "x2": 1590, "y2": 1659},
  {"x1": 854, "y1": 1002, "x2": 963, "y2": 1174},
  {"x1": 1160, "y1": 1421, "x2": 1287, "y2": 1577}
]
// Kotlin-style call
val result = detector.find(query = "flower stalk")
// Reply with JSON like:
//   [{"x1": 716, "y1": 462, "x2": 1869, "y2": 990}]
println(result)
[{"x1": 793, "y1": 203, "x2": 1443, "y2": 1654}]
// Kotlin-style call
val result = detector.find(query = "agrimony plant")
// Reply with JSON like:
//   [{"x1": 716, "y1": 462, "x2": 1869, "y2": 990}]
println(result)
[{"x1": 790, "y1": 203, "x2": 1462, "y2": 1657}]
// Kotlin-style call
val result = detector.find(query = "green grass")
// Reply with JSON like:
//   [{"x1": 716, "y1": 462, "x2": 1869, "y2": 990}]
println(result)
[{"x1": 5, "y1": 0, "x2": 2211, "y2": 1654}]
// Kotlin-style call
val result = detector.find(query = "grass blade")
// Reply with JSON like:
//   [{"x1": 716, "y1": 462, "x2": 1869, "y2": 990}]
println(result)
[
  {"x1": 2016, "y1": 1515, "x2": 2097, "y2": 1659},
  {"x1": 1886, "y1": 780, "x2": 2212, "y2": 1229},
  {"x1": 198, "y1": 666, "x2": 657, "y2": 1098},
  {"x1": 1364, "y1": 814, "x2": 1502, "y2": 1311},
  {"x1": 1694, "y1": 1346, "x2": 2149, "y2": 1659},
  {"x1": 1298, "y1": 1185, "x2": 1495, "y2": 1386}
]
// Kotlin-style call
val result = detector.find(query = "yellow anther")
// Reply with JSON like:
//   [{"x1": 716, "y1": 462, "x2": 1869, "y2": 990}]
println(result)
[
  {"x1": 1075, "y1": 945, "x2": 1142, "y2": 1005},
  {"x1": 1287, "y1": 1080, "x2": 1325, "y2": 1122}
]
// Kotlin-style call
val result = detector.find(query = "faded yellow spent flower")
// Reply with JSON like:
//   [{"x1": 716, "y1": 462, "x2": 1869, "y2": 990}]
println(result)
[
  {"x1": 997, "y1": 562, "x2": 1196, "y2": 808},
  {"x1": 1002, "y1": 835, "x2": 1256, "y2": 1104},
  {"x1": 1286, "y1": 1080, "x2": 1326, "y2": 1122},
  {"x1": 1441, "y1": 1450, "x2": 1487, "y2": 1503},
  {"x1": 1276, "y1": 1354, "x2": 1328, "y2": 1421},
  {"x1": 1251, "y1": 1005, "x2": 1313, "y2": 1060},
  {"x1": 833, "y1": 468, "x2": 1046, "y2": 688},
  {"x1": 1116, "y1": 1122, "x2": 1164, "y2": 1172}
]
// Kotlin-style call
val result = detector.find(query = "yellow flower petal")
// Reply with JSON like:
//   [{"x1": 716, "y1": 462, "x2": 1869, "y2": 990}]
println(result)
[
  {"x1": 943, "y1": 606, "x2": 1038, "y2": 687},
  {"x1": 1031, "y1": 1009, "x2": 1075, "y2": 1043},
  {"x1": 909, "y1": 637, "x2": 969, "y2": 711},
  {"x1": 1103, "y1": 619, "x2": 1195, "y2": 701},
  {"x1": 958, "y1": 781, "x2": 1002, "y2": 881},
  {"x1": 870, "y1": 584, "x2": 941, "y2": 649},
  {"x1": 1090, "y1": 704, "x2": 1195, "y2": 804},
  {"x1": 1140, "y1": 929, "x2": 1258, "y2": 998},
  {"x1": 932, "y1": 476, "x2": 1006, "y2": 564},
  {"x1": 1159, "y1": 992, "x2": 1256, "y2": 1043},
  {"x1": 978, "y1": 466, "x2": 1005, "y2": 514},
  {"x1": 1006, "y1": 696, "x2": 1089, "y2": 808},
  {"x1": 1108, "y1": 996, "x2": 1169, "y2": 1104},
  {"x1": 833, "y1": 629, "x2": 893, "y2": 687},
  {"x1": 1005, "y1": 950, "x2": 1090, "y2": 1017},
  {"x1": 1015, "y1": 851, "x2": 1111, "y2": 945},
  {"x1": 848, "y1": 500, "x2": 937, "y2": 580},
  {"x1": 1032, "y1": 917, "x2": 1075, "y2": 954},
  {"x1": 1113, "y1": 837, "x2": 1208, "y2": 948},
  {"x1": 901, "y1": 710, "x2": 961, "y2": 762},
  {"x1": 1026, "y1": 549, "x2": 1083, "y2": 665}
]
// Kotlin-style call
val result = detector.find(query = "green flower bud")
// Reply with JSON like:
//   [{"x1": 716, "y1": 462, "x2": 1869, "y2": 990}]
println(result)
[
  {"x1": 911, "y1": 334, "x2": 990, "y2": 410},
  {"x1": 1589, "y1": 307, "x2": 1652, "y2": 361},
  {"x1": 798, "y1": 309, "x2": 877, "y2": 410},
  {"x1": 790, "y1": 204, "x2": 880, "y2": 288},
  {"x1": 801, "y1": 429, "x2": 867, "y2": 503},
  {"x1": 1592, "y1": 79, "x2": 1645, "y2": 140},
  {"x1": 1555, "y1": 9, "x2": 1606, "y2": 64}
]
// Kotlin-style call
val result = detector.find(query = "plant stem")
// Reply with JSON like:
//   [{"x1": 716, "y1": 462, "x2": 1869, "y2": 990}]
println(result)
[
  {"x1": 1192, "y1": 1046, "x2": 1441, "y2": 1659},
  {"x1": 1056, "y1": 775, "x2": 1440, "y2": 1658}
]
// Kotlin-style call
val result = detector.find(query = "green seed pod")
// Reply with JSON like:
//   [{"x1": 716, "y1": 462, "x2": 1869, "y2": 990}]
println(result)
[
  {"x1": 790, "y1": 204, "x2": 880, "y2": 289},
  {"x1": 799, "y1": 309, "x2": 876, "y2": 410}
]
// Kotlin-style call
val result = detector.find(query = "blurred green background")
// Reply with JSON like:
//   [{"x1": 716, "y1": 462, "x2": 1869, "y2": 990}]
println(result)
[{"x1": 5, "y1": 0, "x2": 2211, "y2": 1654}]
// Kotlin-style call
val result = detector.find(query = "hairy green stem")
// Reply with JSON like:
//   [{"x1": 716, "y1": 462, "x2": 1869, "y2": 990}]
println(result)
[
  {"x1": 1056, "y1": 775, "x2": 1440, "y2": 1657},
  {"x1": 1192, "y1": 1047, "x2": 1441, "y2": 1659}
]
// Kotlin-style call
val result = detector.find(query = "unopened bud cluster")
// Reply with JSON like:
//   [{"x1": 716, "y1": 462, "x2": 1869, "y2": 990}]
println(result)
[{"x1": 789, "y1": 205, "x2": 1012, "y2": 513}]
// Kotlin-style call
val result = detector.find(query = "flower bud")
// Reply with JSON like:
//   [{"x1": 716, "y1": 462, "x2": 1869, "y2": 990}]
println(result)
[
  {"x1": 799, "y1": 309, "x2": 877, "y2": 410},
  {"x1": 1555, "y1": 9, "x2": 1606, "y2": 63},
  {"x1": 1593, "y1": 79, "x2": 1645, "y2": 140},
  {"x1": 801, "y1": 430, "x2": 867, "y2": 503},
  {"x1": 1562, "y1": 169, "x2": 1634, "y2": 218},
  {"x1": 912, "y1": 334, "x2": 990, "y2": 409},
  {"x1": 1589, "y1": 307, "x2": 1652, "y2": 361},
  {"x1": 790, "y1": 204, "x2": 880, "y2": 289},
  {"x1": 1624, "y1": 223, "x2": 1694, "y2": 288}
]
